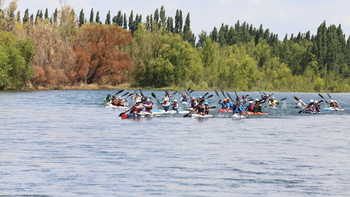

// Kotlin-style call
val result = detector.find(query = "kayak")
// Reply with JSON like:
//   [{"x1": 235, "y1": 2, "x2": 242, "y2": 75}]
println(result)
[
  {"x1": 122, "y1": 112, "x2": 153, "y2": 119},
  {"x1": 218, "y1": 109, "x2": 233, "y2": 113},
  {"x1": 301, "y1": 111, "x2": 323, "y2": 114},
  {"x1": 152, "y1": 110, "x2": 188, "y2": 115},
  {"x1": 105, "y1": 103, "x2": 128, "y2": 109},
  {"x1": 247, "y1": 111, "x2": 268, "y2": 115},
  {"x1": 324, "y1": 107, "x2": 344, "y2": 111},
  {"x1": 191, "y1": 114, "x2": 213, "y2": 118},
  {"x1": 232, "y1": 113, "x2": 247, "y2": 119}
]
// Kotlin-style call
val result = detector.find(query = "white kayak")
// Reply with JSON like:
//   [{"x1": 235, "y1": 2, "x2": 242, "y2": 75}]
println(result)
[
  {"x1": 105, "y1": 103, "x2": 128, "y2": 109},
  {"x1": 132, "y1": 112, "x2": 153, "y2": 117},
  {"x1": 152, "y1": 110, "x2": 189, "y2": 115},
  {"x1": 324, "y1": 107, "x2": 344, "y2": 111},
  {"x1": 191, "y1": 114, "x2": 213, "y2": 118},
  {"x1": 232, "y1": 113, "x2": 248, "y2": 119},
  {"x1": 302, "y1": 111, "x2": 323, "y2": 114}
]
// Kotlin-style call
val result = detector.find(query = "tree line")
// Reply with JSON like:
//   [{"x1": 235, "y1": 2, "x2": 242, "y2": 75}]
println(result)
[{"x1": 0, "y1": 1, "x2": 349, "y2": 92}]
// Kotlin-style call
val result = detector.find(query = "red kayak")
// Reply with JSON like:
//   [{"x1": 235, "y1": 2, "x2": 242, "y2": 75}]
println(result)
[
  {"x1": 247, "y1": 111, "x2": 268, "y2": 115},
  {"x1": 218, "y1": 109, "x2": 233, "y2": 113}
]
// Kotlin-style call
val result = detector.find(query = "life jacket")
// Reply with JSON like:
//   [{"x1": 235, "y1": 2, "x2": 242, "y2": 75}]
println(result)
[
  {"x1": 248, "y1": 105, "x2": 254, "y2": 112},
  {"x1": 135, "y1": 105, "x2": 143, "y2": 113},
  {"x1": 254, "y1": 104, "x2": 262, "y2": 112},
  {"x1": 117, "y1": 101, "x2": 124, "y2": 106},
  {"x1": 197, "y1": 104, "x2": 205, "y2": 113}
]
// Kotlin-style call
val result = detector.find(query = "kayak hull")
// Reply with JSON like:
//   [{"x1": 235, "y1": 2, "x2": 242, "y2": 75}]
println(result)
[
  {"x1": 152, "y1": 110, "x2": 188, "y2": 114},
  {"x1": 232, "y1": 114, "x2": 247, "y2": 119},
  {"x1": 324, "y1": 107, "x2": 344, "y2": 111},
  {"x1": 191, "y1": 114, "x2": 213, "y2": 118},
  {"x1": 105, "y1": 103, "x2": 128, "y2": 109},
  {"x1": 218, "y1": 109, "x2": 233, "y2": 113},
  {"x1": 247, "y1": 112, "x2": 268, "y2": 115}
]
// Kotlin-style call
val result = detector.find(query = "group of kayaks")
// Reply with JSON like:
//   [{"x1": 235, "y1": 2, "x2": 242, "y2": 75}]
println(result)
[{"x1": 103, "y1": 88, "x2": 345, "y2": 119}]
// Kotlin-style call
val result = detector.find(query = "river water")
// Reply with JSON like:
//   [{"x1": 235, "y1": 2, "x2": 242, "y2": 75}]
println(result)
[{"x1": 0, "y1": 90, "x2": 350, "y2": 196}]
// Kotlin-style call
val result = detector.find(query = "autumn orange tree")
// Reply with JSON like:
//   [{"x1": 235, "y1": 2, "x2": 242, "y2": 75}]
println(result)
[{"x1": 74, "y1": 24, "x2": 132, "y2": 85}]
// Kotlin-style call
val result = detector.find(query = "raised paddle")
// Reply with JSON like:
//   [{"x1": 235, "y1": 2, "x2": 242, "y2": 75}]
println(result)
[
  {"x1": 189, "y1": 90, "x2": 195, "y2": 94},
  {"x1": 280, "y1": 97, "x2": 287, "y2": 101},
  {"x1": 151, "y1": 92, "x2": 161, "y2": 104},
  {"x1": 203, "y1": 92, "x2": 209, "y2": 97},
  {"x1": 327, "y1": 93, "x2": 332, "y2": 99},
  {"x1": 206, "y1": 95, "x2": 213, "y2": 99},
  {"x1": 115, "y1": 89, "x2": 124, "y2": 95},
  {"x1": 234, "y1": 91, "x2": 239, "y2": 101},
  {"x1": 221, "y1": 89, "x2": 226, "y2": 98},
  {"x1": 121, "y1": 92, "x2": 129, "y2": 97},
  {"x1": 215, "y1": 89, "x2": 221, "y2": 99},
  {"x1": 185, "y1": 89, "x2": 191, "y2": 96},
  {"x1": 139, "y1": 87, "x2": 145, "y2": 97},
  {"x1": 187, "y1": 87, "x2": 191, "y2": 92},
  {"x1": 179, "y1": 92, "x2": 184, "y2": 97},
  {"x1": 183, "y1": 106, "x2": 216, "y2": 117},
  {"x1": 226, "y1": 92, "x2": 234, "y2": 101}
]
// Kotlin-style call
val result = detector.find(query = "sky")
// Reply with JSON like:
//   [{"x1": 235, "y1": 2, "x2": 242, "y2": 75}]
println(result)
[{"x1": 9, "y1": 0, "x2": 350, "y2": 40}]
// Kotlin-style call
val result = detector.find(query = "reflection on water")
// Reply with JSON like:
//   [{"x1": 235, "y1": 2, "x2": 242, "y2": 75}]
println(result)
[{"x1": 0, "y1": 90, "x2": 350, "y2": 196}]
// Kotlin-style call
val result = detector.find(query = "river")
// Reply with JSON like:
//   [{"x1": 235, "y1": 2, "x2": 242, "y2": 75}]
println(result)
[{"x1": 0, "y1": 90, "x2": 349, "y2": 196}]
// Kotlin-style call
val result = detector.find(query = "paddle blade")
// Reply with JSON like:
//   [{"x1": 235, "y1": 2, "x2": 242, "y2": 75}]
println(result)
[
  {"x1": 206, "y1": 95, "x2": 213, "y2": 99},
  {"x1": 165, "y1": 90, "x2": 170, "y2": 96},
  {"x1": 179, "y1": 92, "x2": 183, "y2": 96},
  {"x1": 318, "y1": 93, "x2": 325, "y2": 99},
  {"x1": 151, "y1": 92, "x2": 157, "y2": 99},
  {"x1": 115, "y1": 89, "x2": 124, "y2": 95},
  {"x1": 119, "y1": 112, "x2": 125, "y2": 117},
  {"x1": 187, "y1": 87, "x2": 191, "y2": 92},
  {"x1": 327, "y1": 93, "x2": 332, "y2": 99},
  {"x1": 280, "y1": 97, "x2": 287, "y2": 101},
  {"x1": 226, "y1": 92, "x2": 233, "y2": 101},
  {"x1": 203, "y1": 92, "x2": 209, "y2": 97},
  {"x1": 189, "y1": 90, "x2": 195, "y2": 94},
  {"x1": 221, "y1": 89, "x2": 226, "y2": 97},
  {"x1": 209, "y1": 106, "x2": 216, "y2": 109},
  {"x1": 183, "y1": 113, "x2": 190, "y2": 117},
  {"x1": 214, "y1": 89, "x2": 220, "y2": 98}
]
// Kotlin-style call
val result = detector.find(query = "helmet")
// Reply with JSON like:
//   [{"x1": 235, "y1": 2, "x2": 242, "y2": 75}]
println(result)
[
  {"x1": 334, "y1": 100, "x2": 337, "y2": 103},
  {"x1": 223, "y1": 99, "x2": 227, "y2": 102},
  {"x1": 272, "y1": 97, "x2": 275, "y2": 99},
  {"x1": 255, "y1": 99, "x2": 259, "y2": 101},
  {"x1": 249, "y1": 101, "x2": 253, "y2": 104},
  {"x1": 242, "y1": 95, "x2": 245, "y2": 98},
  {"x1": 331, "y1": 100, "x2": 334, "y2": 102},
  {"x1": 310, "y1": 99, "x2": 314, "y2": 103},
  {"x1": 204, "y1": 101, "x2": 208, "y2": 105},
  {"x1": 315, "y1": 100, "x2": 318, "y2": 103},
  {"x1": 174, "y1": 99, "x2": 177, "y2": 102},
  {"x1": 164, "y1": 97, "x2": 169, "y2": 101},
  {"x1": 199, "y1": 96, "x2": 202, "y2": 98}
]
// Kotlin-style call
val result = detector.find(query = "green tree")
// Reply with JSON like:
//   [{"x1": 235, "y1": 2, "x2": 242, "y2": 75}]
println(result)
[
  {"x1": 95, "y1": 11, "x2": 100, "y2": 23},
  {"x1": 22, "y1": 8, "x2": 29, "y2": 24},
  {"x1": 79, "y1": 9, "x2": 84, "y2": 27},
  {"x1": 105, "y1": 10, "x2": 110, "y2": 25},
  {"x1": 89, "y1": 8, "x2": 94, "y2": 23},
  {"x1": 44, "y1": 8, "x2": 48, "y2": 20}
]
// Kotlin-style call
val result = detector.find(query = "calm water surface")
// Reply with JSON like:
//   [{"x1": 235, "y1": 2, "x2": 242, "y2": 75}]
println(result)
[{"x1": 0, "y1": 90, "x2": 350, "y2": 196}]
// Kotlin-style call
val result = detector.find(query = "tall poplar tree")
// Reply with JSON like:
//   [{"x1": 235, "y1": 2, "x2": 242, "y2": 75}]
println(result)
[
  {"x1": 44, "y1": 8, "x2": 48, "y2": 20},
  {"x1": 128, "y1": 10, "x2": 134, "y2": 32},
  {"x1": 23, "y1": 9, "x2": 29, "y2": 24},
  {"x1": 96, "y1": 11, "x2": 101, "y2": 23},
  {"x1": 79, "y1": 9, "x2": 85, "y2": 27},
  {"x1": 123, "y1": 13, "x2": 127, "y2": 29},
  {"x1": 159, "y1": 5, "x2": 166, "y2": 27},
  {"x1": 89, "y1": 8, "x2": 94, "y2": 23},
  {"x1": 105, "y1": 10, "x2": 111, "y2": 24}
]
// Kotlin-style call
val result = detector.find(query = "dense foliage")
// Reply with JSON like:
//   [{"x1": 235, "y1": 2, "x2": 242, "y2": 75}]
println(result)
[{"x1": 1, "y1": 1, "x2": 350, "y2": 92}]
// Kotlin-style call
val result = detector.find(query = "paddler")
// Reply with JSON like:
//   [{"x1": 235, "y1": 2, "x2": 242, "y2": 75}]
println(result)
[
  {"x1": 143, "y1": 99, "x2": 153, "y2": 113},
  {"x1": 190, "y1": 97, "x2": 197, "y2": 110},
  {"x1": 245, "y1": 101, "x2": 255, "y2": 112},
  {"x1": 116, "y1": 97, "x2": 124, "y2": 106},
  {"x1": 219, "y1": 98, "x2": 230, "y2": 110},
  {"x1": 171, "y1": 99, "x2": 179, "y2": 113},
  {"x1": 302, "y1": 100, "x2": 316, "y2": 112},
  {"x1": 134, "y1": 102, "x2": 144, "y2": 114},
  {"x1": 162, "y1": 98, "x2": 171, "y2": 111},
  {"x1": 232, "y1": 101, "x2": 245, "y2": 115},
  {"x1": 242, "y1": 95, "x2": 248, "y2": 104},
  {"x1": 204, "y1": 101, "x2": 210, "y2": 115},
  {"x1": 334, "y1": 100, "x2": 340, "y2": 108},
  {"x1": 268, "y1": 97, "x2": 280, "y2": 108},
  {"x1": 111, "y1": 95, "x2": 118, "y2": 105},
  {"x1": 295, "y1": 97, "x2": 307, "y2": 108},
  {"x1": 104, "y1": 94, "x2": 112, "y2": 104},
  {"x1": 254, "y1": 99, "x2": 263, "y2": 113},
  {"x1": 325, "y1": 99, "x2": 335, "y2": 108},
  {"x1": 181, "y1": 94, "x2": 189, "y2": 102},
  {"x1": 315, "y1": 100, "x2": 321, "y2": 112},
  {"x1": 196, "y1": 100, "x2": 205, "y2": 115}
]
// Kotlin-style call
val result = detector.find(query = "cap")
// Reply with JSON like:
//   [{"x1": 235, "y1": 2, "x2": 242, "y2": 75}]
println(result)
[
  {"x1": 331, "y1": 100, "x2": 334, "y2": 102},
  {"x1": 224, "y1": 99, "x2": 227, "y2": 102},
  {"x1": 174, "y1": 99, "x2": 177, "y2": 102},
  {"x1": 249, "y1": 101, "x2": 253, "y2": 104},
  {"x1": 272, "y1": 97, "x2": 275, "y2": 99},
  {"x1": 310, "y1": 99, "x2": 314, "y2": 103},
  {"x1": 315, "y1": 100, "x2": 318, "y2": 103},
  {"x1": 255, "y1": 99, "x2": 259, "y2": 101}
]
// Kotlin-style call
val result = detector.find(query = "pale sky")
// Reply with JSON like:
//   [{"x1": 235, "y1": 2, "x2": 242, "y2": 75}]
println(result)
[{"x1": 10, "y1": 0, "x2": 350, "y2": 40}]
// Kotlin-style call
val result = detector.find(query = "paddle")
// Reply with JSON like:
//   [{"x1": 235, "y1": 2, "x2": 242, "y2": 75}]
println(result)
[
  {"x1": 189, "y1": 90, "x2": 195, "y2": 94},
  {"x1": 151, "y1": 92, "x2": 161, "y2": 104},
  {"x1": 165, "y1": 90, "x2": 170, "y2": 97},
  {"x1": 171, "y1": 91, "x2": 178, "y2": 96},
  {"x1": 318, "y1": 93, "x2": 327, "y2": 102},
  {"x1": 221, "y1": 89, "x2": 226, "y2": 98},
  {"x1": 258, "y1": 89, "x2": 263, "y2": 96},
  {"x1": 226, "y1": 92, "x2": 234, "y2": 101},
  {"x1": 280, "y1": 97, "x2": 287, "y2": 101},
  {"x1": 215, "y1": 89, "x2": 221, "y2": 99},
  {"x1": 139, "y1": 87, "x2": 145, "y2": 97},
  {"x1": 206, "y1": 95, "x2": 213, "y2": 99},
  {"x1": 203, "y1": 92, "x2": 209, "y2": 97},
  {"x1": 179, "y1": 92, "x2": 183, "y2": 97},
  {"x1": 327, "y1": 93, "x2": 332, "y2": 99},
  {"x1": 185, "y1": 90, "x2": 191, "y2": 96},
  {"x1": 234, "y1": 91, "x2": 239, "y2": 101},
  {"x1": 187, "y1": 87, "x2": 191, "y2": 92},
  {"x1": 119, "y1": 101, "x2": 143, "y2": 117},
  {"x1": 115, "y1": 89, "x2": 124, "y2": 95},
  {"x1": 121, "y1": 92, "x2": 129, "y2": 97},
  {"x1": 126, "y1": 93, "x2": 134, "y2": 98}
]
